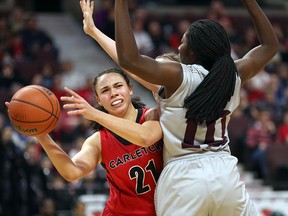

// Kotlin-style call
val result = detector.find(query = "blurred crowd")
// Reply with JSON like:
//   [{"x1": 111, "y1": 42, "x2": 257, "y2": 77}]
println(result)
[{"x1": 1, "y1": 0, "x2": 288, "y2": 215}]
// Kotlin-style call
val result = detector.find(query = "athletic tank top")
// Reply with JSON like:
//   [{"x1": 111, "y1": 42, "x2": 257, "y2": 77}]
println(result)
[
  {"x1": 100, "y1": 108, "x2": 163, "y2": 215},
  {"x1": 154, "y1": 64, "x2": 241, "y2": 164}
]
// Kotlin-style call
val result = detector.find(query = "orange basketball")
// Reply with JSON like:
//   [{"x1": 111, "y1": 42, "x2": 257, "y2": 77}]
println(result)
[{"x1": 8, "y1": 85, "x2": 61, "y2": 136}]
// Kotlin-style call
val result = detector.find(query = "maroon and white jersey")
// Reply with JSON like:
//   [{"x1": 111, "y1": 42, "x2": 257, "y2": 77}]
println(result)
[
  {"x1": 154, "y1": 64, "x2": 241, "y2": 164},
  {"x1": 100, "y1": 108, "x2": 163, "y2": 216}
]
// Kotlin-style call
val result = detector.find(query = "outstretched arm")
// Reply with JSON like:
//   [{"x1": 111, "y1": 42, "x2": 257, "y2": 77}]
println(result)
[
  {"x1": 35, "y1": 133, "x2": 101, "y2": 181},
  {"x1": 61, "y1": 87, "x2": 163, "y2": 147},
  {"x1": 80, "y1": 0, "x2": 160, "y2": 93},
  {"x1": 235, "y1": 0, "x2": 279, "y2": 85},
  {"x1": 4, "y1": 101, "x2": 101, "y2": 182},
  {"x1": 115, "y1": 0, "x2": 183, "y2": 92}
]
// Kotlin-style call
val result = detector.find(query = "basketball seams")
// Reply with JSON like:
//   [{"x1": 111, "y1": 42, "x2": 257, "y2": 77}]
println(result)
[
  {"x1": 10, "y1": 117, "x2": 52, "y2": 124},
  {"x1": 11, "y1": 99, "x2": 54, "y2": 119},
  {"x1": 29, "y1": 85, "x2": 57, "y2": 117},
  {"x1": 53, "y1": 94, "x2": 61, "y2": 121},
  {"x1": 37, "y1": 115, "x2": 58, "y2": 136},
  {"x1": 15, "y1": 85, "x2": 60, "y2": 119},
  {"x1": 8, "y1": 85, "x2": 61, "y2": 136},
  {"x1": 30, "y1": 85, "x2": 60, "y2": 134}
]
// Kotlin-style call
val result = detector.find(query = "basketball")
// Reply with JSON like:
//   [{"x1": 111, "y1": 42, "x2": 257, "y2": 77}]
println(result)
[{"x1": 7, "y1": 85, "x2": 61, "y2": 136}]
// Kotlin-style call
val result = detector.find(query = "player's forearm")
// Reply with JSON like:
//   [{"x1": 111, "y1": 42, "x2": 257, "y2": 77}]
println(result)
[
  {"x1": 89, "y1": 27, "x2": 119, "y2": 63},
  {"x1": 92, "y1": 109, "x2": 161, "y2": 147},
  {"x1": 36, "y1": 135, "x2": 84, "y2": 181},
  {"x1": 115, "y1": 0, "x2": 140, "y2": 69}
]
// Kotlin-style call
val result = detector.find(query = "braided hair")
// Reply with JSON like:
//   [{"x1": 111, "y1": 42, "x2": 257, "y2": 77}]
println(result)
[
  {"x1": 91, "y1": 68, "x2": 145, "y2": 131},
  {"x1": 184, "y1": 19, "x2": 237, "y2": 123}
]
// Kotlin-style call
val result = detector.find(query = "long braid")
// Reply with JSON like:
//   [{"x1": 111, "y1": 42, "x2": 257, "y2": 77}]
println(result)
[{"x1": 184, "y1": 19, "x2": 237, "y2": 123}]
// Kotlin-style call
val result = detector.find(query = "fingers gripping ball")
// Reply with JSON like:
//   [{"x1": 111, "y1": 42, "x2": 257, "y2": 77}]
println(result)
[{"x1": 8, "y1": 85, "x2": 61, "y2": 136}]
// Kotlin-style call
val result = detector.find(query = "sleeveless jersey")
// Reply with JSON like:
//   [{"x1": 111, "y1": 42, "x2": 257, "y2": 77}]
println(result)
[
  {"x1": 100, "y1": 108, "x2": 163, "y2": 215},
  {"x1": 154, "y1": 64, "x2": 241, "y2": 164}
]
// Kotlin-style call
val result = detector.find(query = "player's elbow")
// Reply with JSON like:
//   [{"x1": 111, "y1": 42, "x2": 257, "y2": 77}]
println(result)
[
  {"x1": 61, "y1": 173, "x2": 78, "y2": 182},
  {"x1": 270, "y1": 44, "x2": 280, "y2": 58},
  {"x1": 118, "y1": 57, "x2": 132, "y2": 70},
  {"x1": 118, "y1": 54, "x2": 140, "y2": 71},
  {"x1": 273, "y1": 42, "x2": 280, "y2": 56},
  {"x1": 137, "y1": 133, "x2": 160, "y2": 148},
  {"x1": 60, "y1": 170, "x2": 83, "y2": 182},
  {"x1": 268, "y1": 39, "x2": 280, "y2": 58}
]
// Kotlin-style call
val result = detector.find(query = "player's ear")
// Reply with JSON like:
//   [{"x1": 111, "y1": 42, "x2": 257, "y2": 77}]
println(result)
[
  {"x1": 129, "y1": 85, "x2": 133, "y2": 96},
  {"x1": 95, "y1": 96, "x2": 102, "y2": 106}
]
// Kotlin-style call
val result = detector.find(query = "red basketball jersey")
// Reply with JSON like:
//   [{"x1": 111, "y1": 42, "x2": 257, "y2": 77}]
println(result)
[{"x1": 100, "y1": 108, "x2": 163, "y2": 216}]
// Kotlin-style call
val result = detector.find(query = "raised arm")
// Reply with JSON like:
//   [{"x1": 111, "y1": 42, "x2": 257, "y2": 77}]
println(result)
[
  {"x1": 61, "y1": 87, "x2": 163, "y2": 147},
  {"x1": 115, "y1": 0, "x2": 183, "y2": 91},
  {"x1": 235, "y1": 0, "x2": 279, "y2": 85},
  {"x1": 80, "y1": 0, "x2": 160, "y2": 93}
]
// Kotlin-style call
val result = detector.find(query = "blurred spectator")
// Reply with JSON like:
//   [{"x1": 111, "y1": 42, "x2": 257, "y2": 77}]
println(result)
[
  {"x1": 72, "y1": 200, "x2": 85, "y2": 216},
  {"x1": 275, "y1": 63, "x2": 288, "y2": 106},
  {"x1": 239, "y1": 26, "x2": 259, "y2": 57},
  {"x1": 72, "y1": 116, "x2": 95, "y2": 140},
  {"x1": 75, "y1": 170, "x2": 102, "y2": 195},
  {"x1": 168, "y1": 19, "x2": 190, "y2": 52},
  {"x1": 244, "y1": 69, "x2": 272, "y2": 104},
  {"x1": 271, "y1": 22, "x2": 288, "y2": 63},
  {"x1": 19, "y1": 13, "x2": 58, "y2": 62},
  {"x1": 52, "y1": 105, "x2": 81, "y2": 144},
  {"x1": 50, "y1": 74, "x2": 66, "y2": 103},
  {"x1": 23, "y1": 141, "x2": 51, "y2": 215},
  {"x1": 8, "y1": 7, "x2": 25, "y2": 33},
  {"x1": 93, "y1": 0, "x2": 115, "y2": 39},
  {"x1": 217, "y1": 16, "x2": 240, "y2": 60},
  {"x1": 0, "y1": 63, "x2": 23, "y2": 90},
  {"x1": 205, "y1": 0, "x2": 228, "y2": 20},
  {"x1": 0, "y1": 16, "x2": 12, "y2": 61},
  {"x1": 76, "y1": 76, "x2": 95, "y2": 105},
  {"x1": 41, "y1": 63, "x2": 55, "y2": 89},
  {"x1": 256, "y1": 87, "x2": 284, "y2": 125},
  {"x1": 280, "y1": 38, "x2": 288, "y2": 63},
  {"x1": 60, "y1": 60, "x2": 85, "y2": 91},
  {"x1": 68, "y1": 136, "x2": 85, "y2": 158},
  {"x1": 74, "y1": 167, "x2": 108, "y2": 197},
  {"x1": 10, "y1": 32, "x2": 25, "y2": 61},
  {"x1": 1, "y1": 82, "x2": 24, "y2": 115},
  {"x1": 35, "y1": 197, "x2": 58, "y2": 216},
  {"x1": 39, "y1": 155, "x2": 57, "y2": 184},
  {"x1": 132, "y1": 18, "x2": 154, "y2": 55},
  {"x1": 0, "y1": 126, "x2": 26, "y2": 216},
  {"x1": 31, "y1": 73, "x2": 44, "y2": 85},
  {"x1": 245, "y1": 109, "x2": 276, "y2": 179},
  {"x1": 229, "y1": 106, "x2": 252, "y2": 164},
  {"x1": 48, "y1": 174, "x2": 74, "y2": 213},
  {"x1": 147, "y1": 20, "x2": 170, "y2": 58},
  {"x1": 276, "y1": 110, "x2": 288, "y2": 145}
]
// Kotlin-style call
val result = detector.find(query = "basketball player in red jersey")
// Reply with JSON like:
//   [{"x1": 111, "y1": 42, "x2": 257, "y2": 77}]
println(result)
[{"x1": 6, "y1": 68, "x2": 163, "y2": 215}]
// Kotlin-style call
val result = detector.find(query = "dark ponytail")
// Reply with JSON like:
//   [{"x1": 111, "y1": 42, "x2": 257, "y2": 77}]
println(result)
[{"x1": 184, "y1": 19, "x2": 237, "y2": 123}]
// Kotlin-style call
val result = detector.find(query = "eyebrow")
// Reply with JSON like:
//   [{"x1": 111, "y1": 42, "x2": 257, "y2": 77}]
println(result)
[{"x1": 99, "y1": 81, "x2": 123, "y2": 91}]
